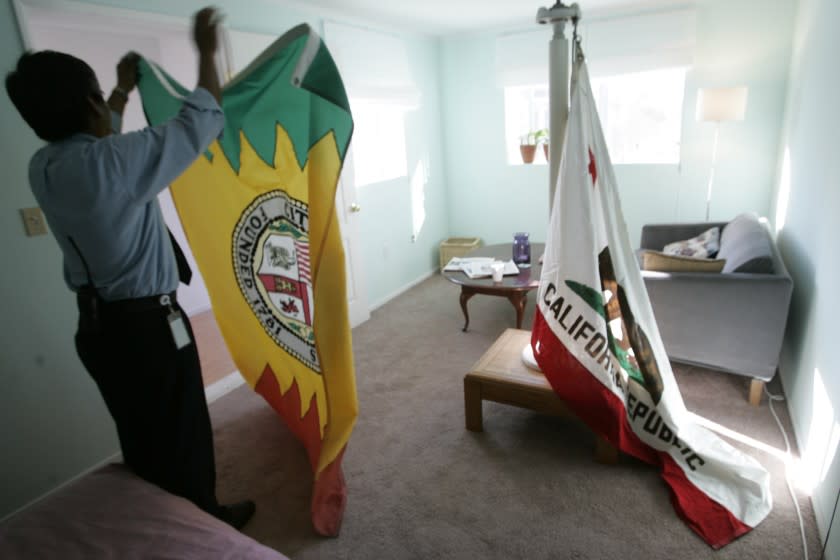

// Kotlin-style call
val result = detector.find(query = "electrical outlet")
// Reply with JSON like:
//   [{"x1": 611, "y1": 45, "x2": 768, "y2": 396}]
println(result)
[{"x1": 21, "y1": 207, "x2": 48, "y2": 237}]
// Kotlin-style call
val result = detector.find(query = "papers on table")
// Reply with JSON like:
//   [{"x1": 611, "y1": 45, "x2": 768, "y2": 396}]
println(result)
[
  {"x1": 443, "y1": 256, "x2": 492, "y2": 271},
  {"x1": 444, "y1": 257, "x2": 519, "y2": 279}
]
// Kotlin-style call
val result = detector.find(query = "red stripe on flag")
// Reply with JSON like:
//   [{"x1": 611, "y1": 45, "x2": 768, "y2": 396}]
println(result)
[
  {"x1": 261, "y1": 273, "x2": 306, "y2": 300},
  {"x1": 531, "y1": 310, "x2": 751, "y2": 548},
  {"x1": 662, "y1": 456, "x2": 753, "y2": 549},
  {"x1": 258, "y1": 273, "x2": 275, "y2": 292},
  {"x1": 295, "y1": 239, "x2": 311, "y2": 282}
]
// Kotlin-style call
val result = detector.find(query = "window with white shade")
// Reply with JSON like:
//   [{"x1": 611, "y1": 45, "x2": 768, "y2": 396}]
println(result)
[
  {"x1": 590, "y1": 67, "x2": 686, "y2": 164},
  {"x1": 350, "y1": 101, "x2": 409, "y2": 186},
  {"x1": 499, "y1": 8, "x2": 694, "y2": 165},
  {"x1": 504, "y1": 67, "x2": 686, "y2": 165},
  {"x1": 503, "y1": 86, "x2": 550, "y2": 165}
]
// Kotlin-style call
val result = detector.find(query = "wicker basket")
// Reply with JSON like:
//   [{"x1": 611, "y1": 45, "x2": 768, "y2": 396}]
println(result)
[{"x1": 439, "y1": 237, "x2": 481, "y2": 270}]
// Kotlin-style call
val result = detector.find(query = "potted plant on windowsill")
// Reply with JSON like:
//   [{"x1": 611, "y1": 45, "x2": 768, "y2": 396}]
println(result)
[
  {"x1": 519, "y1": 131, "x2": 538, "y2": 164},
  {"x1": 519, "y1": 129, "x2": 550, "y2": 164},
  {"x1": 535, "y1": 128, "x2": 549, "y2": 161}
]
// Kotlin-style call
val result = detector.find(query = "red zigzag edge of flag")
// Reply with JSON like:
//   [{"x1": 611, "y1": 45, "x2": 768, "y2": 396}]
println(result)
[{"x1": 255, "y1": 365, "x2": 348, "y2": 537}]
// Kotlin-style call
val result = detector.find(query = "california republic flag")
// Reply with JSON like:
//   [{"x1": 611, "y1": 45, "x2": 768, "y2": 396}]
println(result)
[{"x1": 530, "y1": 59, "x2": 772, "y2": 548}]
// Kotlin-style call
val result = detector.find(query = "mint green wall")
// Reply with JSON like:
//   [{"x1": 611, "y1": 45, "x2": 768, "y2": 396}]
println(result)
[
  {"x1": 356, "y1": 37, "x2": 449, "y2": 308},
  {"x1": 773, "y1": 0, "x2": 839, "y2": 556},
  {"x1": 1, "y1": 0, "x2": 447, "y2": 517},
  {"x1": 440, "y1": 0, "x2": 796, "y2": 246},
  {"x1": 0, "y1": 0, "x2": 119, "y2": 518},
  {"x1": 440, "y1": 36, "x2": 551, "y2": 244}
]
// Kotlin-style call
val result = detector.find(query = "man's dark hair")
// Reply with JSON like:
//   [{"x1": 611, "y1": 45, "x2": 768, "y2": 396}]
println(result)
[{"x1": 5, "y1": 51, "x2": 99, "y2": 142}]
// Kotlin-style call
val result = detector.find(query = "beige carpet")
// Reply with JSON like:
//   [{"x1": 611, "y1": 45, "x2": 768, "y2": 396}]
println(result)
[{"x1": 209, "y1": 274, "x2": 821, "y2": 559}]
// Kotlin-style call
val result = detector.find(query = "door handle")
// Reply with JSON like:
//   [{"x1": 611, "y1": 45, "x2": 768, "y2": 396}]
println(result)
[{"x1": 350, "y1": 203, "x2": 361, "y2": 213}]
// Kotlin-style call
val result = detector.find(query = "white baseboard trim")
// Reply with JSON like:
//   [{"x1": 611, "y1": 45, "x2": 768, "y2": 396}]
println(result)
[
  {"x1": 0, "y1": 450, "x2": 122, "y2": 524},
  {"x1": 205, "y1": 370, "x2": 246, "y2": 404},
  {"x1": 368, "y1": 269, "x2": 437, "y2": 312}
]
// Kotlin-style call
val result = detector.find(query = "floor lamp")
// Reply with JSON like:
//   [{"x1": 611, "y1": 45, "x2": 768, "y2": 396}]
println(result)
[{"x1": 696, "y1": 86, "x2": 748, "y2": 221}]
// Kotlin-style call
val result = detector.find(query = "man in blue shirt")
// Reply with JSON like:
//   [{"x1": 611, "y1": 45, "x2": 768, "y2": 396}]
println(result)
[{"x1": 5, "y1": 7, "x2": 254, "y2": 530}]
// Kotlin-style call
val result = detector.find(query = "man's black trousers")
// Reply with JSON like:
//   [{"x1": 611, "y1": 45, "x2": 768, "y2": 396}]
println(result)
[{"x1": 75, "y1": 296, "x2": 222, "y2": 517}]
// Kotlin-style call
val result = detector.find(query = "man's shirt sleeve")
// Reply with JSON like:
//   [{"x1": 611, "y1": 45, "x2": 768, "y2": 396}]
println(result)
[
  {"x1": 96, "y1": 88, "x2": 224, "y2": 204},
  {"x1": 110, "y1": 111, "x2": 123, "y2": 134}
]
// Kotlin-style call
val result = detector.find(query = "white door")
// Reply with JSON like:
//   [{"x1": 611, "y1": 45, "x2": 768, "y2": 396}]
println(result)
[
  {"x1": 334, "y1": 148, "x2": 370, "y2": 327},
  {"x1": 18, "y1": 3, "x2": 370, "y2": 326}
]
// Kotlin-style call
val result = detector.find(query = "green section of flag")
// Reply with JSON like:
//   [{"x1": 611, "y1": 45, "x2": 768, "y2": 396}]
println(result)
[
  {"x1": 137, "y1": 24, "x2": 353, "y2": 174},
  {"x1": 566, "y1": 279, "x2": 644, "y2": 385},
  {"x1": 565, "y1": 280, "x2": 605, "y2": 320},
  {"x1": 606, "y1": 329, "x2": 645, "y2": 386},
  {"x1": 299, "y1": 41, "x2": 350, "y2": 114},
  {"x1": 136, "y1": 61, "x2": 191, "y2": 119}
]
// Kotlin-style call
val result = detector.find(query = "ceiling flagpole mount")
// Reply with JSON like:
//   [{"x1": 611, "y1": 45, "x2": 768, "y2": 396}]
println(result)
[{"x1": 536, "y1": 2, "x2": 581, "y2": 31}]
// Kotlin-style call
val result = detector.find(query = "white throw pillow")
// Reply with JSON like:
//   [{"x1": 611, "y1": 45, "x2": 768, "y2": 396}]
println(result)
[{"x1": 663, "y1": 227, "x2": 721, "y2": 258}]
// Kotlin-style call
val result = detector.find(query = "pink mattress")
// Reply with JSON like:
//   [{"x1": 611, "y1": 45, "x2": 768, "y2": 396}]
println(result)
[{"x1": 0, "y1": 464, "x2": 287, "y2": 559}]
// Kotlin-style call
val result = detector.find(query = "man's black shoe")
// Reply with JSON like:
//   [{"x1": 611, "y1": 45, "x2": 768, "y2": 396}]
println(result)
[{"x1": 219, "y1": 500, "x2": 256, "y2": 530}]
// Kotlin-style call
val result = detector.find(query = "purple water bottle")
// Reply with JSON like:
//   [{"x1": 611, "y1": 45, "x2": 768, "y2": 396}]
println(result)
[{"x1": 512, "y1": 232, "x2": 531, "y2": 268}]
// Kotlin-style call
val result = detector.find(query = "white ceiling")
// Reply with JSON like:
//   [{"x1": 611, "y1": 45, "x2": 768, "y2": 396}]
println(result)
[{"x1": 282, "y1": 0, "x2": 691, "y2": 35}]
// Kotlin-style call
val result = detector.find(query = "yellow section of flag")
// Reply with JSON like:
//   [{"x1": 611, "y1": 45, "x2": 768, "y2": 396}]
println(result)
[{"x1": 171, "y1": 125, "x2": 357, "y2": 474}]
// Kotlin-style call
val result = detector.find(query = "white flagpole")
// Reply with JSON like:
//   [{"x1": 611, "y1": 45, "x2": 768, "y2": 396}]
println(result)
[
  {"x1": 537, "y1": 2, "x2": 581, "y2": 211},
  {"x1": 523, "y1": 3, "x2": 582, "y2": 371}
]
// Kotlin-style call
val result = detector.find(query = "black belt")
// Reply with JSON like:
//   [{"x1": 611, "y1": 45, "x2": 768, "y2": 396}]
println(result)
[{"x1": 77, "y1": 291, "x2": 178, "y2": 314}]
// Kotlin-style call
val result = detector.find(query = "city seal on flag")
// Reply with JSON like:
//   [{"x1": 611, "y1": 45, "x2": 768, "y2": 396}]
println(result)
[{"x1": 233, "y1": 190, "x2": 319, "y2": 372}]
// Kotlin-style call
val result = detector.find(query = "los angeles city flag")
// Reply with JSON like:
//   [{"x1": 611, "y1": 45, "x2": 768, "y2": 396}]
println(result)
[
  {"x1": 530, "y1": 58, "x2": 772, "y2": 548},
  {"x1": 136, "y1": 24, "x2": 357, "y2": 536}
]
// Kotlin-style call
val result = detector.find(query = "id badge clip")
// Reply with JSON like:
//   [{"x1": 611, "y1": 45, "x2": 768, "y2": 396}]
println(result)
[{"x1": 161, "y1": 294, "x2": 191, "y2": 350}]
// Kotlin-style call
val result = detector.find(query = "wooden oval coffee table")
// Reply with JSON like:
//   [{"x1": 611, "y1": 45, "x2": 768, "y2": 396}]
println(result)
[{"x1": 442, "y1": 243, "x2": 544, "y2": 331}]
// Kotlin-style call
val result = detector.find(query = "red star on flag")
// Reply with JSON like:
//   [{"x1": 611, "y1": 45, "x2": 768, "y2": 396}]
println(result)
[{"x1": 588, "y1": 147, "x2": 598, "y2": 186}]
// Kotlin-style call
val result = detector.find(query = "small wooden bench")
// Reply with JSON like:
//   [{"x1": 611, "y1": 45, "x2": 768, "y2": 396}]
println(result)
[{"x1": 464, "y1": 328, "x2": 618, "y2": 464}]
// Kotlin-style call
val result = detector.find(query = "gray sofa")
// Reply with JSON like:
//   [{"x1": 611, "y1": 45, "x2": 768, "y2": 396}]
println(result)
[{"x1": 638, "y1": 213, "x2": 793, "y2": 405}]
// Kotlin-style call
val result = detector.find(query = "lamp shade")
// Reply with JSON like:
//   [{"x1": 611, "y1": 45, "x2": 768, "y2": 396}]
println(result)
[{"x1": 696, "y1": 86, "x2": 748, "y2": 122}]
